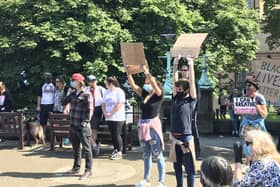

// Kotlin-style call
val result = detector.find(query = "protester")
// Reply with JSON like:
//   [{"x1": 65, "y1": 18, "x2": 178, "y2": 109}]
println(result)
[
  {"x1": 37, "y1": 72, "x2": 55, "y2": 131},
  {"x1": 200, "y1": 156, "x2": 233, "y2": 187},
  {"x1": 62, "y1": 73, "x2": 93, "y2": 180},
  {"x1": 233, "y1": 130, "x2": 280, "y2": 186},
  {"x1": 174, "y1": 62, "x2": 201, "y2": 160},
  {"x1": 239, "y1": 79, "x2": 267, "y2": 136},
  {"x1": 102, "y1": 76, "x2": 125, "y2": 160},
  {"x1": 218, "y1": 90, "x2": 227, "y2": 120},
  {"x1": 53, "y1": 76, "x2": 70, "y2": 145},
  {"x1": 0, "y1": 81, "x2": 13, "y2": 112},
  {"x1": 170, "y1": 56, "x2": 197, "y2": 187},
  {"x1": 53, "y1": 76, "x2": 66, "y2": 113},
  {"x1": 87, "y1": 75, "x2": 105, "y2": 156},
  {"x1": 126, "y1": 64, "x2": 165, "y2": 187},
  {"x1": 227, "y1": 88, "x2": 240, "y2": 136}
]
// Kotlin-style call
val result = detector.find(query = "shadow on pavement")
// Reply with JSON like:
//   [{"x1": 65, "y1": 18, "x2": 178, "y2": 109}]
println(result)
[
  {"x1": 0, "y1": 172, "x2": 76, "y2": 179},
  {"x1": 20, "y1": 146, "x2": 73, "y2": 159},
  {"x1": 50, "y1": 185, "x2": 134, "y2": 187}
]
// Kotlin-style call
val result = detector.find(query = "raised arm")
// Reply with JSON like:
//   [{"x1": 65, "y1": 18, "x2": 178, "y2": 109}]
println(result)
[
  {"x1": 172, "y1": 56, "x2": 180, "y2": 95},
  {"x1": 127, "y1": 72, "x2": 142, "y2": 96},
  {"x1": 142, "y1": 64, "x2": 162, "y2": 96},
  {"x1": 187, "y1": 57, "x2": 196, "y2": 99}
]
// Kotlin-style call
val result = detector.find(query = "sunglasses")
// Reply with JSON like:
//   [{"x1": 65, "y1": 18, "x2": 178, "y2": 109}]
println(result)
[
  {"x1": 181, "y1": 69, "x2": 188, "y2": 72},
  {"x1": 245, "y1": 141, "x2": 252, "y2": 146}
]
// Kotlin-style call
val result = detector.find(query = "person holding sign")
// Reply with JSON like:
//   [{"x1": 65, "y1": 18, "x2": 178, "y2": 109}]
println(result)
[
  {"x1": 228, "y1": 88, "x2": 241, "y2": 136},
  {"x1": 170, "y1": 56, "x2": 197, "y2": 187},
  {"x1": 239, "y1": 79, "x2": 268, "y2": 136},
  {"x1": 173, "y1": 61, "x2": 201, "y2": 160},
  {"x1": 126, "y1": 64, "x2": 165, "y2": 187}
]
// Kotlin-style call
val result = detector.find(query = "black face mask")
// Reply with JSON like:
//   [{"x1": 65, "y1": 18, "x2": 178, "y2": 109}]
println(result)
[
  {"x1": 176, "y1": 91, "x2": 186, "y2": 98},
  {"x1": 45, "y1": 77, "x2": 51, "y2": 83}
]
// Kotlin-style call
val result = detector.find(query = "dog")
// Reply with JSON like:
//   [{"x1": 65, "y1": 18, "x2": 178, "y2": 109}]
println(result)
[{"x1": 24, "y1": 119, "x2": 45, "y2": 146}]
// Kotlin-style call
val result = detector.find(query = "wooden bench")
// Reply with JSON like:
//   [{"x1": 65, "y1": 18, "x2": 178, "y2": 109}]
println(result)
[
  {"x1": 0, "y1": 112, "x2": 24, "y2": 149},
  {"x1": 48, "y1": 113, "x2": 70, "y2": 151},
  {"x1": 48, "y1": 113, "x2": 133, "y2": 153}
]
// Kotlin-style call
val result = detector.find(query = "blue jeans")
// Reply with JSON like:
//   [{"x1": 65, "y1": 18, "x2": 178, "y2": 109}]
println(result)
[
  {"x1": 140, "y1": 128, "x2": 165, "y2": 183},
  {"x1": 229, "y1": 109, "x2": 238, "y2": 131},
  {"x1": 173, "y1": 135, "x2": 195, "y2": 187}
]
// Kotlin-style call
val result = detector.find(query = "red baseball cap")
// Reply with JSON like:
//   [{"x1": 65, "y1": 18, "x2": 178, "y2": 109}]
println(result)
[{"x1": 72, "y1": 73, "x2": 85, "y2": 81}]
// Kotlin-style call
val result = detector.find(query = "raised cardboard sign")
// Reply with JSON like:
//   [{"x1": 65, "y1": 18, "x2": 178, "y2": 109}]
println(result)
[
  {"x1": 171, "y1": 33, "x2": 208, "y2": 58},
  {"x1": 252, "y1": 58, "x2": 280, "y2": 105},
  {"x1": 234, "y1": 97, "x2": 257, "y2": 115},
  {"x1": 120, "y1": 42, "x2": 147, "y2": 74}
]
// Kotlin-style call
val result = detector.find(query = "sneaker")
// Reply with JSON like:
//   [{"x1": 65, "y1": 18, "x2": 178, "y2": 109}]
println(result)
[
  {"x1": 135, "y1": 180, "x2": 151, "y2": 187},
  {"x1": 65, "y1": 168, "x2": 80, "y2": 175},
  {"x1": 232, "y1": 130, "x2": 235, "y2": 136},
  {"x1": 79, "y1": 171, "x2": 92, "y2": 180},
  {"x1": 92, "y1": 143, "x2": 100, "y2": 156},
  {"x1": 63, "y1": 138, "x2": 70, "y2": 145},
  {"x1": 156, "y1": 182, "x2": 165, "y2": 187},
  {"x1": 110, "y1": 151, "x2": 122, "y2": 160}
]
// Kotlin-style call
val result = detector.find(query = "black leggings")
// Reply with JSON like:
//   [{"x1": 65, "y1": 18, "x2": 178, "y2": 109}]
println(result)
[{"x1": 107, "y1": 121, "x2": 124, "y2": 152}]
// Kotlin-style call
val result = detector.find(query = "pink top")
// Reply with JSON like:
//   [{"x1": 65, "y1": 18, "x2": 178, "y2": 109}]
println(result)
[{"x1": 138, "y1": 116, "x2": 164, "y2": 150}]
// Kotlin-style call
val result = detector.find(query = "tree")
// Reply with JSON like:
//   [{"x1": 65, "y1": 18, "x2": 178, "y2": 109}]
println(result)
[
  {"x1": 263, "y1": 0, "x2": 280, "y2": 49},
  {"x1": 0, "y1": 0, "x2": 131, "y2": 108},
  {"x1": 0, "y1": 0, "x2": 259, "y2": 108}
]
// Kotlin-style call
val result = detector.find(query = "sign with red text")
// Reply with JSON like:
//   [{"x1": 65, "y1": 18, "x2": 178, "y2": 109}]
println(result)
[
  {"x1": 234, "y1": 97, "x2": 257, "y2": 115},
  {"x1": 252, "y1": 59, "x2": 280, "y2": 105},
  {"x1": 171, "y1": 33, "x2": 208, "y2": 58}
]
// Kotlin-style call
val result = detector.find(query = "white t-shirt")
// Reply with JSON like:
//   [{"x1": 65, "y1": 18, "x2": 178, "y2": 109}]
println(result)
[
  {"x1": 103, "y1": 87, "x2": 126, "y2": 121},
  {"x1": 41, "y1": 83, "x2": 55, "y2": 105},
  {"x1": 87, "y1": 86, "x2": 106, "y2": 107}
]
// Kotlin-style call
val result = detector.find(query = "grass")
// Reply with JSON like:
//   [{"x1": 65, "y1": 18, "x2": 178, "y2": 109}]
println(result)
[{"x1": 266, "y1": 112, "x2": 280, "y2": 122}]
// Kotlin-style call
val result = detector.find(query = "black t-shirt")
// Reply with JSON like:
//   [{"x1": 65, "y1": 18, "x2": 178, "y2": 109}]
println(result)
[
  {"x1": 140, "y1": 90, "x2": 163, "y2": 119},
  {"x1": 171, "y1": 95, "x2": 197, "y2": 134}
]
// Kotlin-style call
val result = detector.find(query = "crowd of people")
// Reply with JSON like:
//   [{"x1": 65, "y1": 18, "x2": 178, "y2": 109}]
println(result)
[{"x1": 0, "y1": 56, "x2": 280, "y2": 186}]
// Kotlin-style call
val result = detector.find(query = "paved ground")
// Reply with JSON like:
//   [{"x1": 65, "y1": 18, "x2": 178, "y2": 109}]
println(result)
[{"x1": 0, "y1": 135, "x2": 239, "y2": 187}]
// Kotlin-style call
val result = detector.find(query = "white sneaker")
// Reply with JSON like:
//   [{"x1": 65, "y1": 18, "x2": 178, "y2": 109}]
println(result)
[
  {"x1": 156, "y1": 182, "x2": 165, "y2": 187},
  {"x1": 135, "y1": 180, "x2": 151, "y2": 187},
  {"x1": 110, "y1": 151, "x2": 122, "y2": 160}
]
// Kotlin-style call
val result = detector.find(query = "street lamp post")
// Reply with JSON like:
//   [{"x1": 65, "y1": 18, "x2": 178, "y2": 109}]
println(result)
[{"x1": 197, "y1": 51, "x2": 215, "y2": 133}]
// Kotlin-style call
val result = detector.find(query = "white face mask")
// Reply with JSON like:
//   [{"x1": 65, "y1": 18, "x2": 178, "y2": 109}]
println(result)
[
  {"x1": 143, "y1": 84, "x2": 153, "y2": 93},
  {"x1": 70, "y1": 80, "x2": 77, "y2": 88}
]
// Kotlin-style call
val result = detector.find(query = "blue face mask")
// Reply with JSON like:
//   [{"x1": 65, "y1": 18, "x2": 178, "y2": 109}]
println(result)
[
  {"x1": 70, "y1": 81, "x2": 77, "y2": 88},
  {"x1": 143, "y1": 84, "x2": 153, "y2": 93},
  {"x1": 242, "y1": 143, "x2": 252, "y2": 157}
]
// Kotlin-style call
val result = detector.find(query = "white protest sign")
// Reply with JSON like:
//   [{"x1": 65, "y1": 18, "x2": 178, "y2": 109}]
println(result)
[{"x1": 234, "y1": 97, "x2": 257, "y2": 115}]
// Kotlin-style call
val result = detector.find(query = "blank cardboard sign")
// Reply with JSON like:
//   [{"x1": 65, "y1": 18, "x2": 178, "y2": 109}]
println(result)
[
  {"x1": 120, "y1": 42, "x2": 148, "y2": 74},
  {"x1": 171, "y1": 33, "x2": 208, "y2": 58}
]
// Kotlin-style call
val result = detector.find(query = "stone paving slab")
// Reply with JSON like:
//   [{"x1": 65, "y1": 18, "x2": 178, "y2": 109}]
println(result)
[{"x1": 0, "y1": 135, "x2": 237, "y2": 187}]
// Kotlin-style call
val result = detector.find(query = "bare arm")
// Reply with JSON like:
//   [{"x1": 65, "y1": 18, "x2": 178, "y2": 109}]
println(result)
[
  {"x1": 37, "y1": 96, "x2": 41, "y2": 111},
  {"x1": 256, "y1": 104, "x2": 267, "y2": 118},
  {"x1": 127, "y1": 73, "x2": 142, "y2": 96},
  {"x1": 172, "y1": 56, "x2": 180, "y2": 95},
  {"x1": 187, "y1": 57, "x2": 196, "y2": 99},
  {"x1": 234, "y1": 162, "x2": 243, "y2": 182},
  {"x1": 142, "y1": 64, "x2": 162, "y2": 96}
]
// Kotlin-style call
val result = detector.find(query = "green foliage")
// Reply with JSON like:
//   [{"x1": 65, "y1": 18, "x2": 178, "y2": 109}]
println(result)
[
  {"x1": 263, "y1": 0, "x2": 280, "y2": 49},
  {"x1": 0, "y1": 0, "x2": 259, "y2": 109}
]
